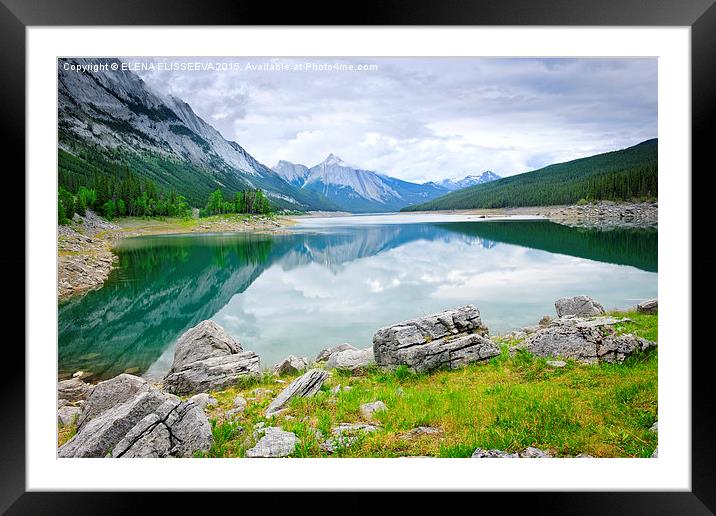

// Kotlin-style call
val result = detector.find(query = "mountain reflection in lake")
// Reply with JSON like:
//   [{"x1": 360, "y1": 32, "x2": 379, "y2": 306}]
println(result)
[{"x1": 58, "y1": 218, "x2": 657, "y2": 380}]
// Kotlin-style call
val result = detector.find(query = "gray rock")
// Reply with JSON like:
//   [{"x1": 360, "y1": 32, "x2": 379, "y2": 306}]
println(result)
[
  {"x1": 163, "y1": 351, "x2": 261, "y2": 395},
  {"x1": 554, "y1": 295, "x2": 605, "y2": 317},
  {"x1": 597, "y1": 334, "x2": 657, "y2": 363},
  {"x1": 59, "y1": 374, "x2": 213, "y2": 458},
  {"x1": 360, "y1": 401, "x2": 387, "y2": 420},
  {"x1": 315, "y1": 343, "x2": 357, "y2": 362},
  {"x1": 471, "y1": 447, "x2": 551, "y2": 458},
  {"x1": 550, "y1": 316, "x2": 631, "y2": 329},
  {"x1": 373, "y1": 305, "x2": 498, "y2": 372},
  {"x1": 525, "y1": 325, "x2": 655, "y2": 364},
  {"x1": 326, "y1": 347, "x2": 375, "y2": 370},
  {"x1": 265, "y1": 369, "x2": 329, "y2": 417},
  {"x1": 273, "y1": 355, "x2": 308, "y2": 376},
  {"x1": 76, "y1": 373, "x2": 151, "y2": 430},
  {"x1": 520, "y1": 446, "x2": 552, "y2": 458},
  {"x1": 58, "y1": 378, "x2": 93, "y2": 403},
  {"x1": 57, "y1": 405, "x2": 81, "y2": 426},
  {"x1": 651, "y1": 447, "x2": 658, "y2": 458},
  {"x1": 112, "y1": 399, "x2": 212, "y2": 458},
  {"x1": 58, "y1": 388, "x2": 168, "y2": 457},
  {"x1": 471, "y1": 448, "x2": 519, "y2": 458},
  {"x1": 169, "y1": 320, "x2": 242, "y2": 372},
  {"x1": 188, "y1": 393, "x2": 218, "y2": 410},
  {"x1": 650, "y1": 421, "x2": 658, "y2": 433},
  {"x1": 546, "y1": 360, "x2": 567, "y2": 368},
  {"x1": 232, "y1": 396, "x2": 247, "y2": 411},
  {"x1": 637, "y1": 298, "x2": 658, "y2": 314},
  {"x1": 320, "y1": 423, "x2": 378, "y2": 453},
  {"x1": 245, "y1": 427, "x2": 299, "y2": 457}
]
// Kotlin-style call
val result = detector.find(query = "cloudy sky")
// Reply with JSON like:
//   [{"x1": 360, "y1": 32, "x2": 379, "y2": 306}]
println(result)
[{"x1": 131, "y1": 57, "x2": 657, "y2": 183}]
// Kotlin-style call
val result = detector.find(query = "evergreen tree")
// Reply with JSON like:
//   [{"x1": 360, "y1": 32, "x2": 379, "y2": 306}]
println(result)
[
  {"x1": 102, "y1": 199, "x2": 117, "y2": 219},
  {"x1": 58, "y1": 194, "x2": 69, "y2": 225},
  {"x1": 58, "y1": 187, "x2": 76, "y2": 219}
]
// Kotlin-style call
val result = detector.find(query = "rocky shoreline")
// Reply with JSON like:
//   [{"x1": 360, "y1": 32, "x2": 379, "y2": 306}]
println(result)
[
  {"x1": 58, "y1": 295, "x2": 658, "y2": 459},
  {"x1": 409, "y1": 200, "x2": 658, "y2": 229},
  {"x1": 57, "y1": 211, "x2": 295, "y2": 300},
  {"x1": 521, "y1": 200, "x2": 658, "y2": 229}
]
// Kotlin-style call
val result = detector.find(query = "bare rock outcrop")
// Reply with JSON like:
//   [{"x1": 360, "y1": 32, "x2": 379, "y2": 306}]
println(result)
[
  {"x1": 112, "y1": 398, "x2": 212, "y2": 458},
  {"x1": 273, "y1": 355, "x2": 308, "y2": 376},
  {"x1": 325, "y1": 347, "x2": 375, "y2": 371},
  {"x1": 163, "y1": 320, "x2": 260, "y2": 395},
  {"x1": 265, "y1": 369, "x2": 329, "y2": 417},
  {"x1": 554, "y1": 295, "x2": 605, "y2": 318},
  {"x1": 315, "y1": 343, "x2": 356, "y2": 363},
  {"x1": 58, "y1": 374, "x2": 212, "y2": 458},
  {"x1": 169, "y1": 320, "x2": 242, "y2": 371},
  {"x1": 76, "y1": 373, "x2": 149, "y2": 429},
  {"x1": 245, "y1": 427, "x2": 299, "y2": 458},
  {"x1": 524, "y1": 324, "x2": 655, "y2": 364},
  {"x1": 637, "y1": 298, "x2": 658, "y2": 314},
  {"x1": 471, "y1": 446, "x2": 552, "y2": 458},
  {"x1": 58, "y1": 378, "x2": 94, "y2": 403},
  {"x1": 372, "y1": 305, "x2": 498, "y2": 372},
  {"x1": 320, "y1": 423, "x2": 378, "y2": 453}
]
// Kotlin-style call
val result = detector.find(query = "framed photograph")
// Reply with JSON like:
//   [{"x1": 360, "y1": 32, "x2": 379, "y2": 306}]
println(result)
[{"x1": 7, "y1": 0, "x2": 712, "y2": 512}]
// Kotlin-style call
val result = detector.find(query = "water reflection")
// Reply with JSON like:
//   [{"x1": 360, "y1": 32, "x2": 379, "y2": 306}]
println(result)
[{"x1": 58, "y1": 219, "x2": 657, "y2": 380}]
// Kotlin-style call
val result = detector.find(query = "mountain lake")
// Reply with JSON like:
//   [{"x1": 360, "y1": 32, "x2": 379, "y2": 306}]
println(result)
[{"x1": 58, "y1": 214, "x2": 657, "y2": 381}]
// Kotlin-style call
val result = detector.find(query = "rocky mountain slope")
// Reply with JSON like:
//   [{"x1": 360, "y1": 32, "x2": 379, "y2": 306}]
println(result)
[
  {"x1": 273, "y1": 154, "x2": 448, "y2": 212},
  {"x1": 429, "y1": 171, "x2": 501, "y2": 191},
  {"x1": 58, "y1": 58, "x2": 337, "y2": 210}
]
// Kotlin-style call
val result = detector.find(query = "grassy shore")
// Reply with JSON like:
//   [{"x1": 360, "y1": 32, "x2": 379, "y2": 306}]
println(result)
[{"x1": 192, "y1": 310, "x2": 657, "y2": 458}]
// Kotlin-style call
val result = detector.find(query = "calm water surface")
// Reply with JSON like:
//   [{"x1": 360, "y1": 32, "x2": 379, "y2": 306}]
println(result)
[{"x1": 58, "y1": 215, "x2": 657, "y2": 380}]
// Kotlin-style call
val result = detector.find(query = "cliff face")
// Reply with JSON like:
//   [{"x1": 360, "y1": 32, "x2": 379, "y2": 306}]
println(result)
[{"x1": 58, "y1": 58, "x2": 336, "y2": 210}]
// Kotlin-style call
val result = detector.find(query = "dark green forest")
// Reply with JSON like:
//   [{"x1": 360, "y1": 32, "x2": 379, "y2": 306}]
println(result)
[
  {"x1": 403, "y1": 139, "x2": 658, "y2": 212},
  {"x1": 58, "y1": 149, "x2": 276, "y2": 224},
  {"x1": 58, "y1": 143, "x2": 256, "y2": 208}
]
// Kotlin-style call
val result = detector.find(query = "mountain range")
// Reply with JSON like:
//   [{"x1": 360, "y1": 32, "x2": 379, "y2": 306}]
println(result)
[
  {"x1": 57, "y1": 58, "x2": 655, "y2": 215},
  {"x1": 272, "y1": 155, "x2": 464, "y2": 212},
  {"x1": 427, "y1": 171, "x2": 502, "y2": 191}
]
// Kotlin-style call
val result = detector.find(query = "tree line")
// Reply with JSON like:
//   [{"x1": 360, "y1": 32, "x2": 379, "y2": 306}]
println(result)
[
  {"x1": 200, "y1": 188, "x2": 272, "y2": 216},
  {"x1": 403, "y1": 139, "x2": 658, "y2": 212},
  {"x1": 58, "y1": 149, "x2": 275, "y2": 224}
]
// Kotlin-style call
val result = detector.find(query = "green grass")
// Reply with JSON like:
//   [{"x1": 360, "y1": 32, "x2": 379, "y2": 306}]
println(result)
[{"x1": 197, "y1": 311, "x2": 658, "y2": 458}]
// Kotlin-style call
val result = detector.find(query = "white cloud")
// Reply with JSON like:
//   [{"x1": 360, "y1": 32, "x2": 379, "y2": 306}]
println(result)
[{"x1": 132, "y1": 57, "x2": 657, "y2": 182}]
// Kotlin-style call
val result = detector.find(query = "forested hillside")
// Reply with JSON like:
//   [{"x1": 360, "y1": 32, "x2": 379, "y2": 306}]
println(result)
[{"x1": 402, "y1": 139, "x2": 657, "y2": 212}]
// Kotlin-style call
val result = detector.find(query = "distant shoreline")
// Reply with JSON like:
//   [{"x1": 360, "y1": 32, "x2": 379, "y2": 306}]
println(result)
[{"x1": 299, "y1": 200, "x2": 658, "y2": 229}]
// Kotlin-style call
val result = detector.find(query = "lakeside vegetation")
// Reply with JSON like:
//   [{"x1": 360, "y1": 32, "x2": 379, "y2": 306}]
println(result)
[
  {"x1": 58, "y1": 148, "x2": 279, "y2": 224},
  {"x1": 170, "y1": 310, "x2": 657, "y2": 459},
  {"x1": 403, "y1": 139, "x2": 658, "y2": 212}
]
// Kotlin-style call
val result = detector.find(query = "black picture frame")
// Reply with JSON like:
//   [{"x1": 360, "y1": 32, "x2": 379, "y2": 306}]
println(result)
[{"x1": 5, "y1": 0, "x2": 712, "y2": 513}]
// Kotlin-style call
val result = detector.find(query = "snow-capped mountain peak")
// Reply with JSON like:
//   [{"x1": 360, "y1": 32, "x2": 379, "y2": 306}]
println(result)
[
  {"x1": 433, "y1": 171, "x2": 501, "y2": 191},
  {"x1": 272, "y1": 156, "x2": 450, "y2": 212},
  {"x1": 323, "y1": 153, "x2": 347, "y2": 167}
]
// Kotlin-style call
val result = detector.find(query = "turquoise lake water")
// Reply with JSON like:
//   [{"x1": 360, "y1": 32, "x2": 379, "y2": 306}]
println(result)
[{"x1": 58, "y1": 215, "x2": 657, "y2": 380}]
